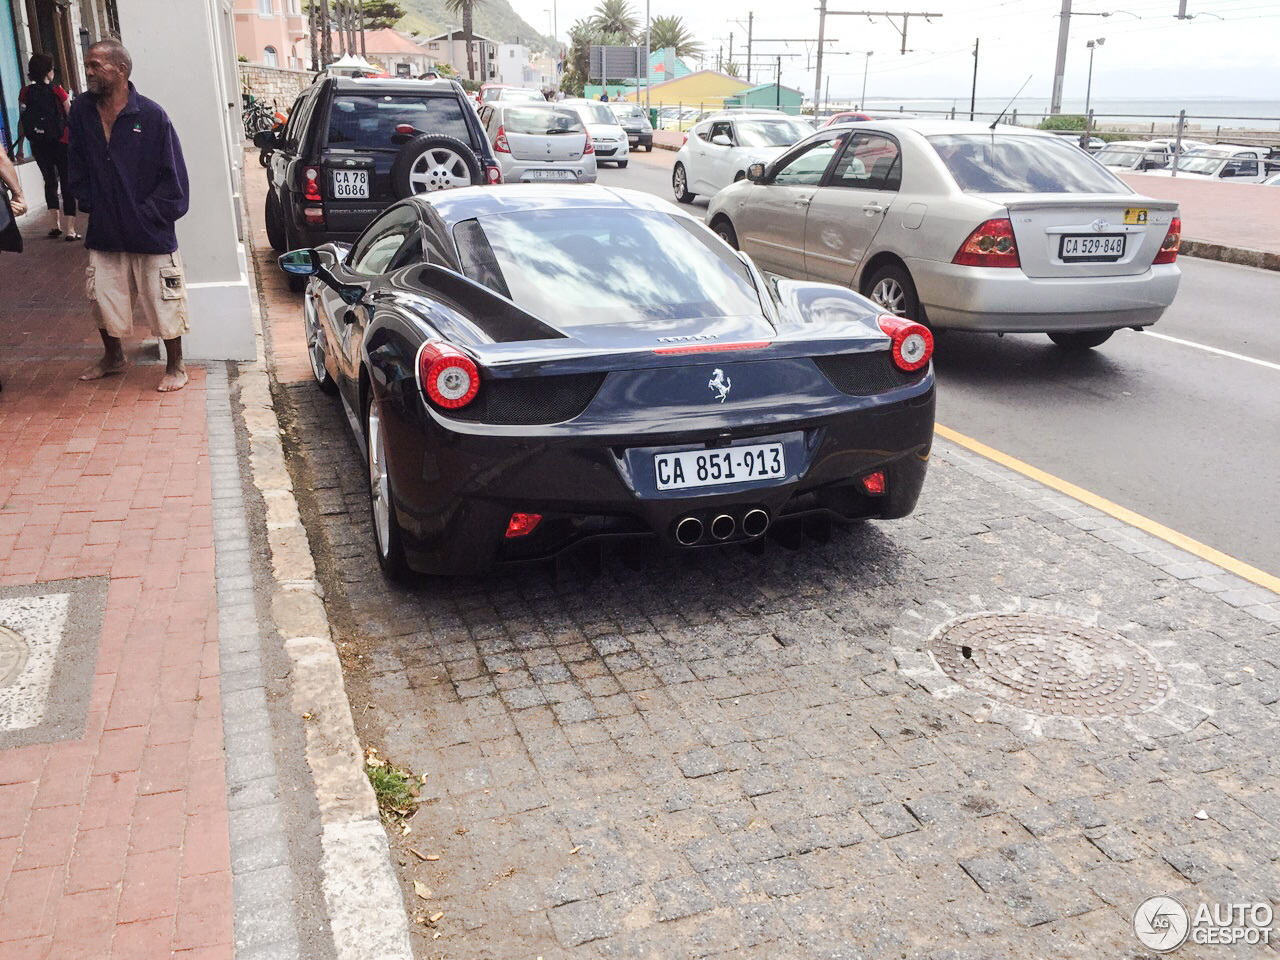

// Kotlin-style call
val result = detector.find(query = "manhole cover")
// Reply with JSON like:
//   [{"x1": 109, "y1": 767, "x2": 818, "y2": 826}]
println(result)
[
  {"x1": 0, "y1": 625, "x2": 29, "y2": 688},
  {"x1": 928, "y1": 612, "x2": 1169, "y2": 718}
]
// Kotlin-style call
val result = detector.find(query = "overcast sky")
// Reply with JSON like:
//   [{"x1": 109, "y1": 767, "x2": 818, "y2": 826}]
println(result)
[{"x1": 521, "y1": 0, "x2": 1280, "y2": 105}]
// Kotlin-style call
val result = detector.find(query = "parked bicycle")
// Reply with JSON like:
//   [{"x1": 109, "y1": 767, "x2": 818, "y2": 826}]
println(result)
[{"x1": 241, "y1": 94, "x2": 277, "y2": 138}]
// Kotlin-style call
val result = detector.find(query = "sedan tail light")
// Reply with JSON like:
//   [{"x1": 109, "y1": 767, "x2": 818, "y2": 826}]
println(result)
[
  {"x1": 493, "y1": 125, "x2": 511, "y2": 153},
  {"x1": 876, "y1": 315, "x2": 934, "y2": 372},
  {"x1": 952, "y1": 218, "x2": 1020, "y2": 267},
  {"x1": 1153, "y1": 216, "x2": 1181, "y2": 264},
  {"x1": 302, "y1": 164, "x2": 322, "y2": 202},
  {"x1": 418, "y1": 342, "x2": 480, "y2": 410}
]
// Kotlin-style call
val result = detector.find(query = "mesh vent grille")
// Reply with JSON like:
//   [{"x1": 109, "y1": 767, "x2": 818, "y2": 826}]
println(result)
[
  {"x1": 813, "y1": 353, "x2": 924, "y2": 397},
  {"x1": 444, "y1": 373, "x2": 606, "y2": 425}
]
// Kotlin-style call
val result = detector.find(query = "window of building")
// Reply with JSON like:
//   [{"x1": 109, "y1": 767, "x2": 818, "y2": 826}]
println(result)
[
  {"x1": 428, "y1": 42, "x2": 439, "y2": 50},
  {"x1": 258, "y1": 0, "x2": 273, "y2": 14},
  {"x1": 263, "y1": 46, "x2": 278, "y2": 67}
]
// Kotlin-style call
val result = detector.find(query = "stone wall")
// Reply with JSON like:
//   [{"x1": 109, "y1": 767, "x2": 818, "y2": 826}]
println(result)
[{"x1": 238, "y1": 63, "x2": 316, "y2": 110}]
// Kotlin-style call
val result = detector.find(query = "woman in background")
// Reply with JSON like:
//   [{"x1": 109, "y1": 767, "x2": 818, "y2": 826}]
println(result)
[{"x1": 16, "y1": 53, "x2": 78, "y2": 240}]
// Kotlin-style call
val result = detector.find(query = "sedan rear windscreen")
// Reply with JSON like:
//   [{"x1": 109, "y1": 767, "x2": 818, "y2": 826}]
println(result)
[
  {"x1": 327, "y1": 95, "x2": 472, "y2": 149},
  {"x1": 928, "y1": 134, "x2": 1126, "y2": 193},
  {"x1": 502, "y1": 106, "x2": 585, "y2": 135},
  {"x1": 454, "y1": 210, "x2": 761, "y2": 325}
]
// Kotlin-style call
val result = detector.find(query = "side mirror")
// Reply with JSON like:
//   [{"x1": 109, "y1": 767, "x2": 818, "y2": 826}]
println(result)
[
  {"x1": 252, "y1": 129, "x2": 279, "y2": 150},
  {"x1": 711, "y1": 134, "x2": 733, "y2": 147},
  {"x1": 746, "y1": 162, "x2": 767, "y2": 183},
  {"x1": 278, "y1": 249, "x2": 318, "y2": 276},
  {"x1": 1219, "y1": 167, "x2": 1236, "y2": 178}
]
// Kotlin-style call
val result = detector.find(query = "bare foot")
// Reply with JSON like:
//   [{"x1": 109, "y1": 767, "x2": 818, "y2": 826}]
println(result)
[
  {"x1": 80, "y1": 358, "x2": 127, "y2": 381},
  {"x1": 157, "y1": 369, "x2": 188, "y2": 392}
]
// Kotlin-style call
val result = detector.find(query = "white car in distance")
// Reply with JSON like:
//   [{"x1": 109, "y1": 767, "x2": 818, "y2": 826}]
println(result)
[{"x1": 672, "y1": 113, "x2": 815, "y2": 204}]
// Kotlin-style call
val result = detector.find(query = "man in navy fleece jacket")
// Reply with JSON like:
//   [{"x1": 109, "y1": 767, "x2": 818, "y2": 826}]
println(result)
[{"x1": 69, "y1": 39, "x2": 191, "y2": 392}]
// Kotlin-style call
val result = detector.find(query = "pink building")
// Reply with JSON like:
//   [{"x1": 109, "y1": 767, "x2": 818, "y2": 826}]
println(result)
[{"x1": 233, "y1": 0, "x2": 308, "y2": 69}]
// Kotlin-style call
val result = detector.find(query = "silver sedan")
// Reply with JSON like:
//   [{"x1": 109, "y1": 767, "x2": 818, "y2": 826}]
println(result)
[{"x1": 705, "y1": 119, "x2": 1182, "y2": 349}]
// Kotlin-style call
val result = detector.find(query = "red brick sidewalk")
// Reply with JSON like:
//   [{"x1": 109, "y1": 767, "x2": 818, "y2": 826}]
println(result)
[{"x1": 0, "y1": 236, "x2": 232, "y2": 957}]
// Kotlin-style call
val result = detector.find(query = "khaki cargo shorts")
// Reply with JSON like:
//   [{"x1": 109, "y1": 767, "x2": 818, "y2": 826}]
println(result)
[{"x1": 86, "y1": 249, "x2": 190, "y2": 340}]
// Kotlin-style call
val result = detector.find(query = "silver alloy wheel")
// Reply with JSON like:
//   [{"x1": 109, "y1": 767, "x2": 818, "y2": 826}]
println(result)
[
  {"x1": 871, "y1": 277, "x2": 907, "y2": 316},
  {"x1": 367, "y1": 404, "x2": 391, "y2": 557},
  {"x1": 304, "y1": 296, "x2": 326, "y2": 384},
  {"x1": 673, "y1": 165, "x2": 687, "y2": 198},
  {"x1": 407, "y1": 147, "x2": 473, "y2": 192}
]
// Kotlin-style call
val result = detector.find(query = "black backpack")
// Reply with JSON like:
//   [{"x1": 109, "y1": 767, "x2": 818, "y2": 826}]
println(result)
[{"x1": 24, "y1": 83, "x2": 65, "y2": 145}]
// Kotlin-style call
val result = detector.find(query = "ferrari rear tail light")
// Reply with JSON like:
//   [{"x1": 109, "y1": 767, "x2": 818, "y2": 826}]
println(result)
[
  {"x1": 494, "y1": 125, "x2": 511, "y2": 153},
  {"x1": 505, "y1": 513, "x2": 542, "y2": 538},
  {"x1": 862, "y1": 471, "x2": 886, "y2": 495},
  {"x1": 484, "y1": 160, "x2": 503, "y2": 184},
  {"x1": 876, "y1": 315, "x2": 934, "y2": 372},
  {"x1": 418, "y1": 342, "x2": 480, "y2": 410},
  {"x1": 583, "y1": 137, "x2": 595, "y2": 155},
  {"x1": 302, "y1": 165, "x2": 322, "y2": 202},
  {"x1": 1153, "y1": 216, "x2": 1181, "y2": 264},
  {"x1": 952, "y1": 218, "x2": 1020, "y2": 267}
]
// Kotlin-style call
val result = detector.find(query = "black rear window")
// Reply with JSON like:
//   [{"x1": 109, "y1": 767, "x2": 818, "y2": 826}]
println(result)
[{"x1": 327, "y1": 94, "x2": 472, "y2": 149}]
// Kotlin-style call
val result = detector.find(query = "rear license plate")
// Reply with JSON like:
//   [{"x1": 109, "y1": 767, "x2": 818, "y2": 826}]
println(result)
[
  {"x1": 655, "y1": 443, "x2": 785, "y2": 491},
  {"x1": 1060, "y1": 234, "x2": 1125, "y2": 261},
  {"x1": 526, "y1": 169, "x2": 573, "y2": 180},
  {"x1": 330, "y1": 169, "x2": 369, "y2": 199}
]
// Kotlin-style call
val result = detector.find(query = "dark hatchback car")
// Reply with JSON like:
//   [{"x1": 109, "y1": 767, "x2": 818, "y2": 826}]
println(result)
[
  {"x1": 608, "y1": 102, "x2": 654, "y2": 151},
  {"x1": 256, "y1": 76, "x2": 500, "y2": 288}
]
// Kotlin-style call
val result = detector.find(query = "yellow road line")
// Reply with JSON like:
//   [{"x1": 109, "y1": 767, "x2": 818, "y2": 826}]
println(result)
[{"x1": 935, "y1": 423, "x2": 1280, "y2": 595}]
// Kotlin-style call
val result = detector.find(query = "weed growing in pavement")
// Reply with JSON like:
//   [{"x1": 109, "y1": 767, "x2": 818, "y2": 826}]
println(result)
[{"x1": 364, "y1": 747, "x2": 419, "y2": 823}]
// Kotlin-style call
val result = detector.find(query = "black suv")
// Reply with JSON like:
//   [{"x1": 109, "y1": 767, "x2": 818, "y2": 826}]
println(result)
[{"x1": 256, "y1": 76, "x2": 500, "y2": 288}]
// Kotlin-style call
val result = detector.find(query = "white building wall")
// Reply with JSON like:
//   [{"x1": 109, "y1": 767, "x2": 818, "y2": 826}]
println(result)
[{"x1": 494, "y1": 44, "x2": 530, "y2": 87}]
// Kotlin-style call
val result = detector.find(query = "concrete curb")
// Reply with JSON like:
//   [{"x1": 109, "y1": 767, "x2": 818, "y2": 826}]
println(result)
[
  {"x1": 237, "y1": 235, "x2": 415, "y2": 959},
  {"x1": 1180, "y1": 239, "x2": 1280, "y2": 272}
]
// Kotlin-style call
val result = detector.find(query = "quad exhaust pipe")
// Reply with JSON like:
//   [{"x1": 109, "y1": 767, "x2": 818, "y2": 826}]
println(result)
[
  {"x1": 742, "y1": 508, "x2": 770, "y2": 538},
  {"x1": 711, "y1": 514, "x2": 736, "y2": 541},
  {"x1": 675, "y1": 516, "x2": 703, "y2": 546}
]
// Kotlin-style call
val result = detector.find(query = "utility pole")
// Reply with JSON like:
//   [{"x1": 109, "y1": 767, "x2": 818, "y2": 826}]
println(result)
[
  {"x1": 746, "y1": 12, "x2": 753, "y2": 84},
  {"x1": 825, "y1": 9, "x2": 944, "y2": 55},
  {"x1": 776, "y1": 55, "x2": 782, "y2": 108},
  {"x1": 969, "y1": 37, "x2": 978, "y2": 121},
  {"x1": 359, "y1": 0, "x2": 366, "y2": 58},
  {"x1": 1050, "y1": 0, "x2": 1071, "y2": 114},
  {"x1": 1176, "y1": 0, "x2": 1188, "y2": 17},
  {"x1": 728, "y1": 32, "x2": 734, "y2": 68},
  {"x1": 814, "y1": 0, "x2": 826, "y2": 123},
  {"x1": 645, "y1": 0, "x2": 650, "y2": 113}
]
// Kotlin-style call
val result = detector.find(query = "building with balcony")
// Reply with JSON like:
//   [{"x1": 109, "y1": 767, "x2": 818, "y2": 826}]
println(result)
[
  {"x1": 233, "y1": 0, "x2": 308, "y2": 69},
  {"x1": 418, "y1": 30, "x2": 500, "y2": 82}
]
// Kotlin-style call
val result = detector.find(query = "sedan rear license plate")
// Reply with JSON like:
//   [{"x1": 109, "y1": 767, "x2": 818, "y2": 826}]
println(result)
[
  {"x1": 1060, "y1": 234, "x2": 1125, "y2": 261},
  {"x1": 331, "y1": 169, "x2": 369, "y2": 199},
  {"x1": 655, "y1": 443, "x2": 785, "y2": 491},
  {"x1": 527, "y1": 169, "x2": 573, "y2": 180}
]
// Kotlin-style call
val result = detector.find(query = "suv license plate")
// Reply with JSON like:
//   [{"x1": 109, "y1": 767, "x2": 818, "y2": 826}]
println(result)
[
  {"x1": 1060, "y1": 234, "x2": 1125, "y2": 261},
  {"x1": 331, "y1": 169, "x2": 369, "y2": 199},
  {"x1": 655, "y1": 444, "x2": 785, "y2": 491}
]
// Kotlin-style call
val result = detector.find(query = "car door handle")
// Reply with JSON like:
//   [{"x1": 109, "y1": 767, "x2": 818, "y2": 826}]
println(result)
[
  {"x1": 794, "y1": 198, "x2": 811, "y2": 207},
  {"x1": 862, "y1": 202, "x2": 885, "y2": 216}
]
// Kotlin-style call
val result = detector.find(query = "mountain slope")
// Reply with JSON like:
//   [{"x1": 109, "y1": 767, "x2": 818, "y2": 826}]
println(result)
[{"x1": 396, "y1": 0, "x2": 553, "y2": 51}]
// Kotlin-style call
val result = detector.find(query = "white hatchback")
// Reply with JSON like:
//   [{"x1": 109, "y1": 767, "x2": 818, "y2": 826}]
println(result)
[
  {"x1": 559, "y1": 99, "x2": 630, "y2": 167},
  {"x1": 672, "y1": 113, "x2": 814, "y2": 203}
]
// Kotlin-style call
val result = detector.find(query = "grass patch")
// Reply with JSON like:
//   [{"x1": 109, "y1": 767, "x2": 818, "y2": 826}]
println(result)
[{"x1": 365, "y1": 748, "x2": 419, "y2": 821}]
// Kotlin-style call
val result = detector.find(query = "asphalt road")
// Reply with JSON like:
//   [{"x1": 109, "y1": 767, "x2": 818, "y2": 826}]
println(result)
[{"x1": 597, "y1": 150, "x2": 1280, "y2": 577}]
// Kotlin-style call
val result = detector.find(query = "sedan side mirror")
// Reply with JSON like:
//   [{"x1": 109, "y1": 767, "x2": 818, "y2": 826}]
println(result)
[
  {"x1": 252, "y1": 129, "x2": 280, "y2": 150},
  {"x1": 746, "y1": 162, "x2": 768, "y2": 183},
  {"x1": 711, "y1": 134, "x2": 733, "y2": 147}
]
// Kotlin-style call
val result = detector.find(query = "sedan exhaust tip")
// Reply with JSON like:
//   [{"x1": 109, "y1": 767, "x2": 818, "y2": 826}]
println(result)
[
  {"x1": 741, "y1": 508, "x2": 770, "y2": 538},
  {"x1": 710, "y1": 514, "x2": 736, "y2": 541},
  {"x1": 675, "y1": 516, "x2": 704, "y2": 546}
]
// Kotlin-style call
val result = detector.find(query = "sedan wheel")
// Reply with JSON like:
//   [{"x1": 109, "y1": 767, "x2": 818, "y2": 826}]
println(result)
[
  {"x1": 673, "y1": 163, "x2": 694, "y2": 204},
  {"x1": 303, "y1": 296, "x2": 337, "y2": 394},
  {"x1": 366, "y1": 399, "x2": 408, "y2": 580},
  {"x1": 864, "y1": 263, "x2": 924, "y2": 325}
]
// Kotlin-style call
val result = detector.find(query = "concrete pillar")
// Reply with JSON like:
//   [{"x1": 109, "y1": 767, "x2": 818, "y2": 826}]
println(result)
[{"x1": 116, "y1": 0, "x2": 255, "y2": 361}]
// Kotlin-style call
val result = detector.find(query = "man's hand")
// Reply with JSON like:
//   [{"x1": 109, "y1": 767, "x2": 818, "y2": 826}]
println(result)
[{"x1": 10, "y1": 193, "x2": 27, "y2": 217}]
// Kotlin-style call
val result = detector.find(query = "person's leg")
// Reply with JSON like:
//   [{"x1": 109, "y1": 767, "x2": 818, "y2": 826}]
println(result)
[
  {"x1": 140, "y1": 251, "x2": 189, "y2": 392},
  {"x1": 53, "y1": 143, "x2": 78, "y2": 239},
  {"x1": 80, "y1": 251, "x2": 130, "y2": 380},
  {"x1": 30, "y1": 142, "x2": 61, "y2": 236},
  {"x1": 158, "y1": 336, "x2": 186, "y2": 392}
]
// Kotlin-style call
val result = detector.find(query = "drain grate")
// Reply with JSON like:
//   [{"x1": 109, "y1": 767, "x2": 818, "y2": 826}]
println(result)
[
  {"x1": 928, "y1": 612, "x2": 1170, "y2": 718},
  {"x1": 0, "y1": 625, "x2": 28, "y2": 688}
]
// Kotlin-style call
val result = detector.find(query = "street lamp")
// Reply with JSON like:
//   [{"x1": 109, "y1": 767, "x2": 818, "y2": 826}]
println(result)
[
  {"x1": 859, "y1": 51, "x2": 874, "y2": 109},
  {"x1": 1084, "y1": 37, "x2": 1104, "y2": 118}
]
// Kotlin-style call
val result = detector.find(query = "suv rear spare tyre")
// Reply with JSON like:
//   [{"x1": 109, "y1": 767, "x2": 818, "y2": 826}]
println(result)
[{"x1": 392, "y1": 134, "x2": 482, "y2": 197}]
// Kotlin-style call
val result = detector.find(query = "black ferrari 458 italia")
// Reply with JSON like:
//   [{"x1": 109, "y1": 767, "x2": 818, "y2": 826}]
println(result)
[{"x1": 280, "y1": 184, "x2": 935, "y2": 578}]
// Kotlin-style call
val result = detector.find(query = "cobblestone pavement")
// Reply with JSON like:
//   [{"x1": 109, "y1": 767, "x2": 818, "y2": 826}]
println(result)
[{"x1": 272, "y1": 370, "x2": 1280, "y2": 960}]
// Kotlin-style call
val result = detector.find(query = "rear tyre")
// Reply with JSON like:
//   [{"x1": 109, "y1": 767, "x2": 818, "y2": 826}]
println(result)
[
  {"x1": 672, "y1": 162, "x2": 695, "y2": 204},
  {"x1": 303, "y1": 295, "x2": 337, "y2": 395},
  {"x1": 863, "y1": 263, "x2": 923, "y2": 325},
  {"x1": 645, "y1": 143, "x2": 653, "y2": 152},
  {"x1": 391, "y1": 134, "x2": 482, "y2": 198},
  {"x1": 264, "y1": 195, "x2": 286, "y2": 252},
  {"x1": 366, "y1": 396, "x2": 409, "y2": 581},
  {"x1": 711, "y1": 217, "x2": 738, "y2": 250},
  {"x1": 617, "y1": 159, "x2": 629, "y2": 168},
  {"x1": 1047, "y1": 330, "x2": 1114, "y2": 350}
]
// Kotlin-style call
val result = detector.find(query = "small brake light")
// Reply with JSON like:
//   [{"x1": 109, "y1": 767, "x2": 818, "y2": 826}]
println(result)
[
  {"x1": 652, "y1": 341, "x2": 770, "y2": 356},
  {"x1": 494, "y1": 125, "x2": 510, "y2": 153},
  {"x1": 952, "y1": 218, "x2": 1020, "y2": 267},
  {"x1": 418, "y1": 342, "x2": 480, "y2": 410},
  {"x1": 505, "y1": 513, "x2": 542, "y2": 538},
  {"x1": 394, "y1": 123, "x2": 416, "y2": 136},
  {"x1": 876, "y1": 315, "x2": 934, "y2": 372},
  {"x1": 303, "y1": 165, "x2": 322, "y2": 202},
  {"x1": 1154, "y1": 216, "x2": 1181, "y2": 264},
  {"x1": 862, "y1": 471, "x2": 886, "y2": 495},
  {"x1": 484, "y1": 161, "x2": 503, "y2": 184}
]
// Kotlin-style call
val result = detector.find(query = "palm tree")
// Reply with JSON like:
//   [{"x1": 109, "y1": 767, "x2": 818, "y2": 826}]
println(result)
[
  {"x1": 444, "y1": 0, "x2": 488, "y2": 81},
  {"x1": 592, "y1": 0, "x2": 638, "y2": 41},
  {"x1": 649, "y1": 14, "x2": 701, "y2": 60}
]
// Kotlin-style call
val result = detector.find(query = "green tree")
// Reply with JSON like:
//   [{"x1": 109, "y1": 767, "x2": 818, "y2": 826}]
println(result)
[
  {"x1": 361, "y1": 0, "x2": 405, "y2": 30},
  {"x1": 592, "y1": 0, "x2": 638, "y2": 41},
  {"x1": 649, "y1": 15, "x2": 701, "y2": 59},
  {"x1": 444, "y1": 0, "x2": 489, "y2": 81},
  {"x1": 722, "y1": 61, "x2": 740, "y2": 78}
]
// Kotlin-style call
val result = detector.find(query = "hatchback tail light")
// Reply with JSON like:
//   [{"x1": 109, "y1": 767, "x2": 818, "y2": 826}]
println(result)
[
  {"x1": 493, "y1": 125, "x2": 510, "y2": 153},
  {"x1": 1153, "y1": 216, "x2": 1181, "y2": 264},
  {"x1": 418, "y1": 342, "x2": 480, "y2": 410},
  {"x1": 876, "y1": 315, "x2": 934, "y2": 372},
  {"x1": 682, "y1": 133, "x2": 688, "y2": 145},
  {"x1": 583, "y1": 137, "x2": 595, "y2": 155},
  {"x1": 952, "y1": 218, "x2": 1020, "y2": 267},
  {"x1": 302, "y1": 165, "x2": 322, "y2": 202}
]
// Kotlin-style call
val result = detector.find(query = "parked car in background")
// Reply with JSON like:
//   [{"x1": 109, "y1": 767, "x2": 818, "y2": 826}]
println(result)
[
  {"x1": 479, "y1": 83, "x2": 543, "y2": 104},
  {"x1": 477, "y1": 101, "x2": 596, "y2": 184},
  {"x1": 706, "y1": 120, "x2": 1182, "y2": 350},
  {"x1": 821, "y1": 111, "x2": 916, "y2": 127},
  {"x1": 560, "y1": 99, "x2": 630, "y2": 166},
  {"x1": 608, "y1": 102, "x2": 654, "y2": 151},
  {"x1": 1262, "y1": 172, "x2": 1280, "y2": 186},
  {"x1": 672, "y1": 113, "x2": 815, "y2": 203},
  {"x1": 1092, "y1": 140, "x2": 1173, "y2": 172},
  {"x1": 1145, "y1": 144, "x2": 1275, "y2": 183},
  {"x1": 1049, "y1": 130, "x2": 1106, "y2": 153},
  {"x1": 664, "y1": 108, "x2": 711, "y2": 131},
  {"x1": 256, "y1": 75, "x2": 499, "y2": 290},
  {"x1": 279, "y1": 184, "x2": 935, "y2": 578}
]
